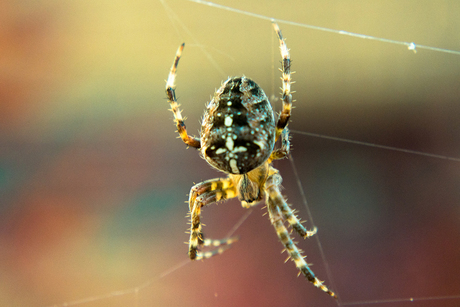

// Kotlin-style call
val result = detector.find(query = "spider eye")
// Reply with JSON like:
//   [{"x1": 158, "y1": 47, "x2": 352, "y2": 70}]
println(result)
[{"x1": 201, "y1": 77, "x2": 275, "y2": 174}]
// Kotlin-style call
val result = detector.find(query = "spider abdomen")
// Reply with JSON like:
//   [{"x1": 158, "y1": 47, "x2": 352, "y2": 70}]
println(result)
[{"x1": 201, "y1": 76, "x2": 275, "y2": 174}]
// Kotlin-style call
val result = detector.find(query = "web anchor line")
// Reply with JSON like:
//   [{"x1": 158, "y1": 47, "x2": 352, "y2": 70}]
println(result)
[
  {"x1": 189, "y1": 0, "x2": 460, "y2": 55},
  {"x1": 291, "y1": 130, "x2": 460, "y2": 162},
  {"x1": 342, "y1": 294, "x2": 460, "y2": 306}
]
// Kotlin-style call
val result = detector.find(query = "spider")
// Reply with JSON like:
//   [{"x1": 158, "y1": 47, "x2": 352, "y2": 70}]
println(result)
[{"x1": 165, "y1": 22, "x2": 336, "y2": 299}]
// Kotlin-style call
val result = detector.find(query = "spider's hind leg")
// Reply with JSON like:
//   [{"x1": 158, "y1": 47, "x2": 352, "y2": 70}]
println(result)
[
  {"x1": 188, "y1": 177, "x2": 239, "y2": 260},
  {"x1": 265, "y1": 171, "x2": 337, "y2": 298}
]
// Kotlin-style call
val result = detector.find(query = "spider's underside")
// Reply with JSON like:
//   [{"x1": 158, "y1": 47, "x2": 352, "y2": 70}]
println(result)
[{"x1": 165, "y1": 22, "x2": 336, "y2": 299}]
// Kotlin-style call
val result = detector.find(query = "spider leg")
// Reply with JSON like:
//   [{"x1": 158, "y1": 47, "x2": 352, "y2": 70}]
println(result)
[
  {"x1": 272, "y1": 22, "x2": 292, "y2": 141},
  {"x1": 195, "y1": 236, "x2": 240, "y2": 261},
  {"x1": 266, "y1": 170, "x2": 317, "y2": 238},
  {"x1": 188, "y1": 177, "x2": 238, "y2": 260},
  {"x1": 165, "y1": 43, "x2": 200, "y2": 148},
  {"x1": 269, "y1": 127, "x2": 290, "y2": 162},
  {"x1": 265, "y1": 171, "x2": 337, "y2": 298}
]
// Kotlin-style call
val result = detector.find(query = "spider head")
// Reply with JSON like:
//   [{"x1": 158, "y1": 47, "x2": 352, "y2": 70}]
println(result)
[{"x1": 200, "y1": 76, "x2": 276, "y2": 175}]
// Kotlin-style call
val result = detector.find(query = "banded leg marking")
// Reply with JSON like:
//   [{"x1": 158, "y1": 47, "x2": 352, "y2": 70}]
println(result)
[
  {"x1": 268, "y1": 190, "x2": 317, "y2": 239},
  {"x1": 269, "y1": 127, "x2": 291, "y2": 162},
  {"x1": 265, "y1": 173, "x2": 336, "y2": 298},
  {"x1": 165, "y1": 43, "x2": 200, "y2": 148},
  {"x1": 272, "y1": 22, "x2": 292, "y2": 140},
  {"x1": 188, "y1": 177, "x2": 238, "y2": 260},
  {"x1": 195, "y1": 236, "x2": 240, "y2": 261}
]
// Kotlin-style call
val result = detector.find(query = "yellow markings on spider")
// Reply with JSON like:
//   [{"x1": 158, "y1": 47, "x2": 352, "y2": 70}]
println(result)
[{"x1": 164, "y1": 22, "x2": 337, "y2": 299}]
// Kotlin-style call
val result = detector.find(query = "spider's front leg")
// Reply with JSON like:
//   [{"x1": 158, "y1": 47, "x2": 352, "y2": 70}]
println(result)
[
  {"x1": 265, "y1": 171, "x2": 336, "y2": 298},
  {"x1": 188, "y1": 177, "x2": 239, "y2": 260},
  {"x1": 165, "y1": 43, "x2": 200, "y2": 148},
  {"x1": 272, "y1": 22, "x2": 292, "y2": 141},
  {"x1": 269, "y1": 127, "x2": 290, "y2": 162}
]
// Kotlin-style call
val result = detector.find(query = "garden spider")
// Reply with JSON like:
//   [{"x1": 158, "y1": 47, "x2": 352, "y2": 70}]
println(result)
[{"x1": 165, "y1": 22, "x2": 336, "y2": 298}]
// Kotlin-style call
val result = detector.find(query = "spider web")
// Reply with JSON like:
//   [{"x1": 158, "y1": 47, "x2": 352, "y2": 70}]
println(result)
[{"x1": 1, "y1": 1, "x2": 460, "y2": 306}]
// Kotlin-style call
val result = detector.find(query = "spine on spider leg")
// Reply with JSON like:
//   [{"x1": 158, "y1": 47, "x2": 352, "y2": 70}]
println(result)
[
  {"x1": 271, "y1": 185, "x2": 317, "y2": 239},
  {"x1": 281, "y1": 202, "x2": 317, "y2": 239}
]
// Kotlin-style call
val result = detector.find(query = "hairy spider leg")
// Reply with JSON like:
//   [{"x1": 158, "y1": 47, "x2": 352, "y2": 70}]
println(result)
[
  {"x1": 195, "y1": 236, "x2": 240, "y2": 261},
  {"x1": 165, "y1": 43, "x2": 201, "y2": 148},
  {"x1": 272, "y1": 22, "x2": 292, "y2": 141},
  {"x1": 188, "y1": 177, "x2": 238, "y2": 260},
  {"x1": 266, "y1": 171, "x2": 317, "y2": 238},
  {"x1": 265, "y1": 173, "x2": 337, "y2": 298},
  {"x1": 279, "y1": 199, "x2": 318, "y2": 238},
  {"x1": 269, "y1": 127, "x2": 291, "y2": 162}
]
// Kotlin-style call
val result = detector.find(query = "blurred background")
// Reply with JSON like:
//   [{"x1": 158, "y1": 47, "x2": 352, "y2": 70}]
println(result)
[{"x1": 1, "y1": 0, "x2": 459, "y2": 306}]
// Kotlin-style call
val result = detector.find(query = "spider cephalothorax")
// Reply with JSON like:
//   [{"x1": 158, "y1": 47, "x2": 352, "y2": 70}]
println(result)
[{"x1": 164, "y1": 22, "x2": 337, "y2": 299}]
